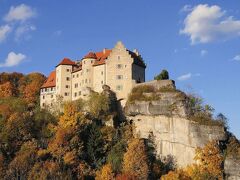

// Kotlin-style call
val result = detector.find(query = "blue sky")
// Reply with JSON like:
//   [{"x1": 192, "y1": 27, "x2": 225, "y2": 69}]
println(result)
[{"x1": 0, "y1": 0, "x2": 239, "y2": 138}]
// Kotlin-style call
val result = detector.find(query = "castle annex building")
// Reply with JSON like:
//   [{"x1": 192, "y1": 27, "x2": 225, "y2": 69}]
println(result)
[{"x1": 40, "y1": 41, "x2": 146, "y2": 108}]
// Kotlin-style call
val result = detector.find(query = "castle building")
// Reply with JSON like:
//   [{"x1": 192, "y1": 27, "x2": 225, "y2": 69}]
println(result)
[{"x1": 40, "y1": 41, "x2": 146, "y2": 108}]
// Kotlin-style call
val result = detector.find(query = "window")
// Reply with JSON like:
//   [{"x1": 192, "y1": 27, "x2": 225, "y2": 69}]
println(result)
[
  {"x1": 79, "y1": 91, "x2": 81, "y2": 96},
  {"x1": 42, "y1": 103, "x2": 45, "y2": 107},
  {"x1": 117, "y1": 64, "x2": 123, "y2": 69},
  {"x1": 77, "y1": 74, "x2": 79, "y2": 78},
  {"x1": 73, "y1": 75, "x2": 75, "y2": 78},
  {"x1": 74, "y1": 92, "x2": 77, "y2": 97},
  {"x1": 75, "y1": 83, "x2": 78, "y2": 88},
  {"x1": 116, "y1": 85, "x2": 123, "y2": 91},
  {"x1": 116, "y1": 75, "x2": 123, "y2": 80},
  {"x1": 66, "y1": 85, "x2": 69, "y2": 88},
  {"x1": 43, "y1": 95, "x2": 45, "y2": 99},
  {"x1": 51, "y1": 87, "x2": 53, "y2": 91},
  {"x1": 64, "y1": 92, "x2": 69, "y2": 96},
  {"x1": 101, "y1": 81, "x2": 104, "y2": 84},
  {"x1": 51, "y1": 103, "x2": 53, "y2": 106},
  {"x1": 66, "y1": 77, "x2": 70, "y2": 81},
  {"x1": 51, "y1": 95, "x2": 53, "y2": 98},
  {"x1": 101, "y1": 71, "x2": 104, "y2": 75},
  {"x1": 91, "y1": 60, "x2": 93, "y2": 63},
  {"x1": 67, "y1": 69, "x2": 70, "y2": 72}
]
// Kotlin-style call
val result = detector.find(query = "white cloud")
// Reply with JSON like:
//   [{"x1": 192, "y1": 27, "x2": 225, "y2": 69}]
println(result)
[
  {"x1": 0, "y1": 25, "x2": 11, "y2": 43},
  {"x1": 15, "y1": 24, "x2": 36, "y2": 41},
  {"x1": 4, "y1": 4, "x2": 36, "y2": 22},
  {"x1": 181, "y1": 5, "x2": 192, "y2": 12},
  {"x1": 201, "y1": 49, "x2": 208, "y2": 56},
  {"x1": 233, "y1": 54, "x2": 240, "y2": 61},
  {"x1": 0, "y1": 52, "x2": 26, "y2": 67},
  {"x1": 178, "y1": 73, "x2": 192, "y2": 81},
  {"x1": 180, "y1": 4, "x2": 240, "y2": 44},
  {"x1": 177, "y1": 73, "x2": 201, "y2": 81}
]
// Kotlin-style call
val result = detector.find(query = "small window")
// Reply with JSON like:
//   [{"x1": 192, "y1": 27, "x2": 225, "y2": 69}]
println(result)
[
  {"x1": 67, "y1": 69, "x2": 70, "y2": 72},
  {"x1": 51, "y1": 87, "x2": 53, "y2": 91},
  {"x1": 116, "y1": 85, "x2": 123, "y2": 91},
  {"x1": 77, "y1": 74, "x2": 79, "y2": 78},
  {"x1": 66, "y1": 85, "x2": 69, "y2": 88},
  {"x1": 64, "y1": 92, "x2": 69, "y2": 96},
  {"x1": 91, "y1": 60, "x2": 93, "y2": 63},
  {"x1": 51, "y1": 95, "x2": 53, "y2": 98},
  {"x1": 101, "y1": 81, "x2": 104, "y2": 84},
  {"x1": 74, "y1": 92, "x2": 77, "y2": 97},
  {"x1": 75, "y1": 83, "x2": 78, "y2": 88},
  {"x1": 117, "y1": 64, "x2": 123, "y2": 69},
  {"x1": 79, "y1": 91, "x2": 81, "y2": 96},
  {"x1": 51, "y1": 103, "x2": 53, "y2": 106},
  {"x1": 66, "y1": 77, "x2": 70, "y2": 81},
  {"x1": 42, "y1": 103, "x2": 45, "y2": 107},
  {"x1": 73, "y1": 75, "x2": 75, "y2": 78},
  {"x1": 43, "y1": 95, "x2": 45, "y2": 99},
  {"x1": 116, "y1": 75, "x2": 123, "y2": 80},
  {"x1": 101, "y1": 71, "x2": 104, "y2": 75}
]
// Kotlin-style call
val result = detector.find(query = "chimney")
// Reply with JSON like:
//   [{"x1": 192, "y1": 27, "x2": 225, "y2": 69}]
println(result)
[
  {"x1": 133, "y1": 49, "x2": 139, "y2": 56},
  {"x1": 103, "y1": 48, "x2": 106, "y2": 54}
]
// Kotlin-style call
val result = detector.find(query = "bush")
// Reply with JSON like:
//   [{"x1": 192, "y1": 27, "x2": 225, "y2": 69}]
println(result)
[{"x1": 154, "y1": 70, "x2": 169, "y2": 80}]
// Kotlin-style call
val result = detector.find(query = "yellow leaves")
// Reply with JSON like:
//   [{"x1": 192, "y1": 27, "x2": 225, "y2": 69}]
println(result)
[
  {"x1": 59, "y1": 101, "x2": 83, "y2": 128},
  {"x1": 64, "y1": 150, "x2": 78, "y2": 166},
  {"x1": 95, "y1": 163, "x2": 114, "y2": 180},
  {"x1": 123, "y1": 138, "x2": 149, "y2": 180},
  {"x1": 194, "y1": 140, "x2": 223, "y2": 179},
  {"x1": 161, "y1": 169, "x2": 191, "y2": 180}
]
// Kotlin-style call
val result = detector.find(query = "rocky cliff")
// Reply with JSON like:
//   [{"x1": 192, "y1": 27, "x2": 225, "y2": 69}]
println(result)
[{"x1": 124, "y1": 80, "x2": 227, "y2": 167}]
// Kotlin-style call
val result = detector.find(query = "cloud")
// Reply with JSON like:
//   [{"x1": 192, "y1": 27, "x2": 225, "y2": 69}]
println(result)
[
  {"x1": 177, "y1": 73, "x2": 200, "y2": 81},
  {"x1": 0, "y1": 25, "x2": 11, "y2": 43},
  {"x1": 4, "y1": 4, "x2": 36, "y2": 22},
  {"x1": 233, "y1": 54, "x2": 240, "y2": 61},
  {"x1": 180, "y1": 4, "x2": 240, "y2": 44},
  {"x1": 15, "y1": 24, "x2": 36, "y2": 41},
  {"x1": 178, "y1": 73, "x2": 192, "y2": 81},
  {"x1": 181, "y1": 5, "x2": 192, "y2": 12},
  {"x1": 0, "y1": 52, "x2": 26, "y2": 67},
  {"x1": 201, "y1": 49, "x2": 208, "y2": 56}
]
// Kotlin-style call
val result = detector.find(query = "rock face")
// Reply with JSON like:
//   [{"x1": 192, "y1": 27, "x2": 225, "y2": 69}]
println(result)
[
  {"x1": 224, "y1": 158, "x2": 240, "y2": 180},
  {"x1": 125, "y1": 80, "x2": 226, "y2": 167},
  {"x1": 126, "y1": 114, "x2": 225, "y2": 167}
]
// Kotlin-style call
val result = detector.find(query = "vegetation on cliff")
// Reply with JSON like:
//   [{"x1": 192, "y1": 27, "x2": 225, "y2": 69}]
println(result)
[{"x1": 0, "y1": 72, "x2": 239, "y2": 179}]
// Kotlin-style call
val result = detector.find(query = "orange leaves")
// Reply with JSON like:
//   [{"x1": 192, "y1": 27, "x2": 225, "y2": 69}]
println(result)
[
  {"x1": 122, "y1": 138, "x2": 149, "y2": 179},
  {"x1": 194, "y1": 140, "x2": 223, "y2": 179},
  {"x1": 0, "y1": 82, "x2": 16, "y2": 98},
  {"x1": 95, "y1": 163, "x2": 114, "y2": 180}
]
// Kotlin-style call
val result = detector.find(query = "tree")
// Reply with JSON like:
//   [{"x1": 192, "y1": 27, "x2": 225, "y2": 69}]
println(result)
[
  {"x1": 154, "y1": 69, "x2": 169, "y2": 80},
  {"x1": 0, "y1": 82, "x2": 16, "y2": 98},
  {"x1": 86, "y1": 123, "x2": 106, "y2": 169},
  {"x1": 194, "y1": 140, "x2": 224, "y2": 179},
  {"x1": 95, "y1": 163, "x2": 114, "y2": 180},
  {"x1": 123, "y1": 138, "x2": 149, "y2": 179}
]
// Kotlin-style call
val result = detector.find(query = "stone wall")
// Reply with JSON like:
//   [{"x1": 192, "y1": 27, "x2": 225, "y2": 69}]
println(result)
[{"x1": 224, "y1": 158, "x2": 240, "y2": 180}]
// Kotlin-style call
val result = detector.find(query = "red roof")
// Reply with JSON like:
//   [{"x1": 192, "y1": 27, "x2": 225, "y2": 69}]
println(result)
[
  {"x1": 84, "y1": 52, "x2": 97, "y2": 59},
  {"x1": 93, "y1": 49, "x2": 112, "y2": 66},
  {"x1": 56, "y1": 58, "x2": 76, "y2": 67},
  {"x1": 41, "y1": 71, "x2": 56, "y2": 88}
]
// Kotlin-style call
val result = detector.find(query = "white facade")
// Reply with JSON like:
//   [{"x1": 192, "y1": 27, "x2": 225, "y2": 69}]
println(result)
[{"x1": 40, "y1": 41, "x2": 146, "y2": 109}]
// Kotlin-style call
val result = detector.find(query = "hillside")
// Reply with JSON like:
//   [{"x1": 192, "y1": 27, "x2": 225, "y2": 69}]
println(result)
[{"x1": 0, "y1": 72, "x2": 239, "y2": 179}]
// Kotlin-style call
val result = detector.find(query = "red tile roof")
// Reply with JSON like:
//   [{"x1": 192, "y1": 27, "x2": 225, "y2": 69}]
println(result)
[
  {"x1": 41, "y1": 71, "x2": 56, "y2": 88},
  {"x1": 84, "y1": 52, "x2": 97, "y2": 59},
  {"x1": 93, "y1": 49, "x2": 112, "y2": 66},
  {"x1": 56, "y1": 58, "x2": 76, "y2": 67}
]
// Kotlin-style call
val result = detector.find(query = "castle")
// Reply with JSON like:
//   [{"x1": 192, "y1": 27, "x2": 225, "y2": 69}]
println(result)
[{"x1": 40, "y1": 41, "x2": 146, "y2": 108}]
